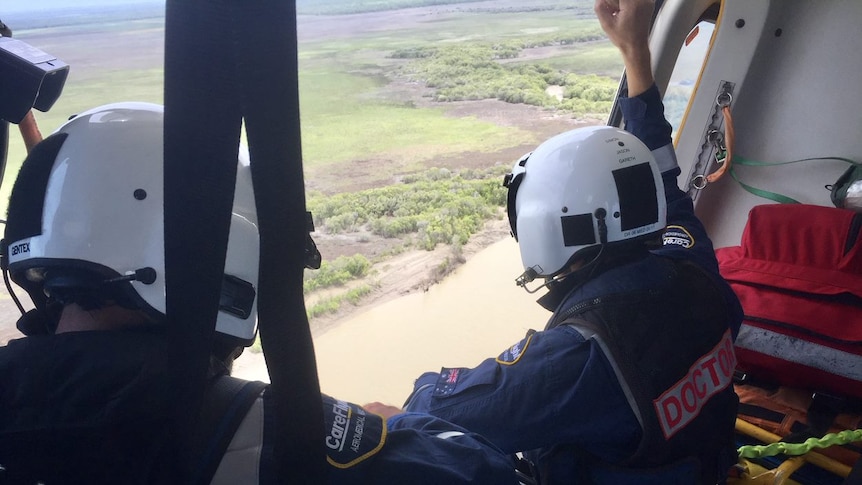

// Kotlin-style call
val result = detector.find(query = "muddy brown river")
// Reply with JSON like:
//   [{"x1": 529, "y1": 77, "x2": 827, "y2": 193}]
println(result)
[{"x1": 233, "y1": 238, "x2": 549, "y2": 405}]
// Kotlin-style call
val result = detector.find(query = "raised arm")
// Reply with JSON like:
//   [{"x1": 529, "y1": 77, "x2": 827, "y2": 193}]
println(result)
[{"x1": 594, "y1": 0, "x2": 655, "y2": 97}]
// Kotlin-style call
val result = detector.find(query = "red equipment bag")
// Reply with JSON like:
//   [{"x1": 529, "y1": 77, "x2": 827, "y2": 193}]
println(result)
[{"x1": 716, "y1": 204, "x2": 862, "y2": 401}]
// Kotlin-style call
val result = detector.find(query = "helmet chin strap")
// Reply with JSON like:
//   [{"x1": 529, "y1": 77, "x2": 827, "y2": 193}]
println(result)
[
  {"x1": 515, "y1": 267, "x2": 539, "y2": 288},
  {"x1": 517, "y1": 272, "x2": 555, "y2": 295},
  {"x1": 517, "y1": 207, "x2": 610, "y2": 294},
  {"x1": 517, "y1": 242, "x2": 607, "y2": 295}
]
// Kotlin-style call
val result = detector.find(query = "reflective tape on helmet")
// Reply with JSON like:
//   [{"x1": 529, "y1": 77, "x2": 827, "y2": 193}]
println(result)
[{"x1": 653, "y1": 329, "x2": 736, "y2": 439}]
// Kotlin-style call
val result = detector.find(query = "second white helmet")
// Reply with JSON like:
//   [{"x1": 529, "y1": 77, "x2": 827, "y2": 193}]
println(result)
[
  {"x1": 504, "y1": 125, "x2": 667, "y2": 285},
  {"x1": 4, "y1": 102, "x2": 260, "y2": 343}
]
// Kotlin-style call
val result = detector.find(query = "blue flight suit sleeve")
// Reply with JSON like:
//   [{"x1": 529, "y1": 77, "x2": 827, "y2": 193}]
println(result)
[
  {"x1": 403, "y1": 327, "x2": 641, "y2": 461},
  {"x1": 619, "y1": 84, "x2": 742, "y2": 336},
  {"x1": 317, "y1": 394, "x2": 518, "y2": 484},
  {"x1": 364, "y1": 413, "x2": 519, "y2": 484}
]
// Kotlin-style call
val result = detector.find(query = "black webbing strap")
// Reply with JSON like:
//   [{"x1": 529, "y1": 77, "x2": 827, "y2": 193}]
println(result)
[
  {"x1": 233, "y1": 2, "x2": 327, "y2": 482},
  {"x1": 163, "y1": 0, "x2": 242, "y2": 480},
  {"x1": 163, "y1": 0, "x2": 325, "y2": 483}
]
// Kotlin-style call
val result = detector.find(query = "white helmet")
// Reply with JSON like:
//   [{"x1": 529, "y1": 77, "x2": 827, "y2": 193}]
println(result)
[
  {"x1": 3, "y1": 102, "x2": 259, "y2": 344},
  {"x1": 504, "y1": 125, "x2": 666, "y2": 286}
]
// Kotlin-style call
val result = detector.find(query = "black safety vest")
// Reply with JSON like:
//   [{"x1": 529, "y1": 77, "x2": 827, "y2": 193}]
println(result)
[
  {"x1": 0, "y1": 330, "x2": 174, "y2": 484},
  {"x1": 0, "y1": 329, "x2": 263, "y2": 485},
  {"x1": 547, "y1": 256, "x2": 739, "y2": 484}
]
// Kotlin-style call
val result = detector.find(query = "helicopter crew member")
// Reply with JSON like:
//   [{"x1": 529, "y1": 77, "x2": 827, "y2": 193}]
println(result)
[
  {"x1": 0, "y1": 102, "x2": 519, "y2": 484},
  {"x1": 396, "y1": 0, "x2": 744, "y2": 483}
]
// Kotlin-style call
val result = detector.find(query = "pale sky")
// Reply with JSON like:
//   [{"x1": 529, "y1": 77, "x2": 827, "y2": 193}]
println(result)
[{"x1": 3, "y1": 0, "x2": 164, "y2": 14}]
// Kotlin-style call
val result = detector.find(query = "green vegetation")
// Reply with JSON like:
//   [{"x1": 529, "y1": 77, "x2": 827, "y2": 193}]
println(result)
[
  {"x1": 307, "y1": 285, "x2": 374, "y2": 319},
  {"x1": 304, "y1": 255, "x2": 372, "y2": 292},
  {"x1": 393, "y1": 32, "x2": 617, "y2": 119},
  {"x1": 299, "y1": 164, "x2": 512, "y2": 324},
  {"x1": 392, "y1": 28, "x2": 606, "y2": 61},
  {"x1": 431, "y1": 244, "x2": 465, "y2": 283},
  {"x1": 307, "y1": 165, "x2": 509, "y2": 251},
  {"x1": 249, "y1": 281, "x2": 375, "y2": 350},
  {"x1": 297, "y1": 0, "x2": 487, "y2": 15},
  {"x1": 294, "y1": 0, "x2": 597, "y2": 17},
  {"x1": 537, "y1": 44, "x2": 623, "y2": 78},
  {"x1": 298, "y1": 68, "x2": 531, "y2": 168}
]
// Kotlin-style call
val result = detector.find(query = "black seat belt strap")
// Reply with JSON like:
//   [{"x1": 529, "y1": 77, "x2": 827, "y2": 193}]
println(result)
[
  {"x1": 163, "y1": 0, "x2": 326, "y2": 483},
  {"x1": 163, "y1": 0, "x2": 243, "y2": 480},
  {"x1": 232, "y1": 1, "x2": 326, "y2": 481}
]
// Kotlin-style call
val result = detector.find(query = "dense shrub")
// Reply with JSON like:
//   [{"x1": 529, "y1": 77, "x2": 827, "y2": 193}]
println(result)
[
  {"x1": 304, "y1": 254, "x2": 372, "y2": 292},
  {"x1": 307, "y1": 166, "x2": 508, "y2": 252},
  {"x1": 394, "y1": 38, "x2": 616, "y2": 118},
  {"x1": 297, "y1": 0, "x2": 487, "y2": 15}
]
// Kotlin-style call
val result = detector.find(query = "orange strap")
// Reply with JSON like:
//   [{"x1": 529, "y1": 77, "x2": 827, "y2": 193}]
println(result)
[{"x1": 705, "y1": 105, "x2": 734, "y2": 184}]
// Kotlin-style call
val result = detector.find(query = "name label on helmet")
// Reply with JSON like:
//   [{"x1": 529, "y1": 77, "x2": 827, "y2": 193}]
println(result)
[
  {"x1": 8, "y1": 239, "x2": 31, "y2": 263},
  {"x1": 622, "y1": 223, "x2": 658, "y2": 239},
  {"x1": 653, "y1": 329, "x2": 736, "y2": 439}
]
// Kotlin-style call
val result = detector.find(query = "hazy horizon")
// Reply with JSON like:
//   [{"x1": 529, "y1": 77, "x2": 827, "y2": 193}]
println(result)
[{"x1": 2, "y1": 0, "x2": 164, "y2": 14}]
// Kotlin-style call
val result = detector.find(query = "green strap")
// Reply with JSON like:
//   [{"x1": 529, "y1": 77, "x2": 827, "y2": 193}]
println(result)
[
  {"x1": 735, "y1": 155, "x2": 859, "y2": 167},
  {"x1": 729, "y1": 166, "x2": 800, "y2": 204},
  {"x1": 738, "y1": 429, "x2": 862, "y2": 459},
  {"x1": 731, "y1": 155, "x2": 860, "y2": 204}
]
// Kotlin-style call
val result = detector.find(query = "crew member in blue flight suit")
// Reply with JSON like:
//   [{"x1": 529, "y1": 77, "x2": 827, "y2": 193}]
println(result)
[
  {"x1": 0, "y1": 102, "x2": 519, "y2": 484},
  {"x1": 370, "y1": 0, "x2": 744, "y2": 483}
]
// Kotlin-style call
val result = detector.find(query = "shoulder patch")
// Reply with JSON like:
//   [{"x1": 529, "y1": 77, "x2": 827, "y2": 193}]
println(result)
[
  {"x1": 495, "y1": 331, "x2": 535, "y2": 366},
  {"x1": 432, "y1": 367, "x2": 466, "y2": 397},
  {"x1": 663, "y1": 225, "x2": 695, "y2": 249},
  {"x1": 324, "y1": 397, "x2": 386, "y2": 469}
]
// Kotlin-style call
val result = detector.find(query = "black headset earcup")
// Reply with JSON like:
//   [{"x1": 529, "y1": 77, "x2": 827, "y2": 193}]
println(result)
[{"x1": 16, "y1": 308, "x2": 54, "y2": 336}]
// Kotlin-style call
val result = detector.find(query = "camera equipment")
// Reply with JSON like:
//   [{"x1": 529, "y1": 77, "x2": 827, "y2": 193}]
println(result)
[
  {"x1": 0, "y1": 34, "x2": 69, "y2": 124},
  {"x1": 0, "y1": 20, "x2": 69, "y2": 196}
]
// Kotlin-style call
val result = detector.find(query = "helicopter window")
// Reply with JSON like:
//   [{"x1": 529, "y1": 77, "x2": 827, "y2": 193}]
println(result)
[{"x1": 665, "y1": 20, "x2": 716, "y2": 137}]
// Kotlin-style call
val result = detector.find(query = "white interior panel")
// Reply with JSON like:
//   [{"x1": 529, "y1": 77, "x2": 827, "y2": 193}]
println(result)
[{"x1": 652, "y1": 0, "x2": 862, "y2": 248}]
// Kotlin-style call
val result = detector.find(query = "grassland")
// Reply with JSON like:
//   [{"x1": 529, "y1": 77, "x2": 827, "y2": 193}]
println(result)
[
  {"x1": 296, "y1": 0, "x2": 487, "y2": 15},
  {"x1": 298, "y1": 67, "x2": 528, "y2": 169}
]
